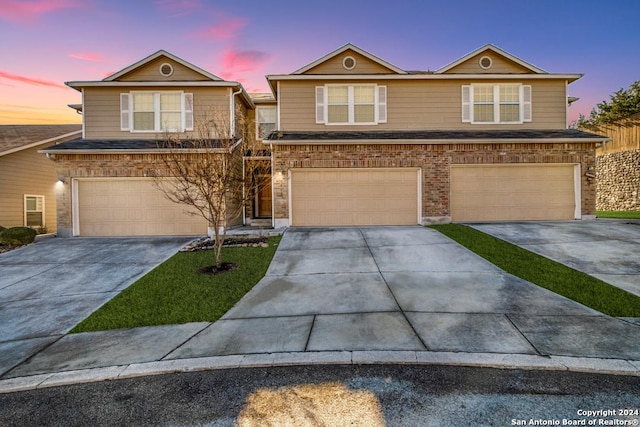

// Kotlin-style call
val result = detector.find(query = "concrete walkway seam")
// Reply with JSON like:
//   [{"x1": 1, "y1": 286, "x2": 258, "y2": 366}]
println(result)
[{"x1": 0, "y1": 351, "x2": 638, "y2": 394}]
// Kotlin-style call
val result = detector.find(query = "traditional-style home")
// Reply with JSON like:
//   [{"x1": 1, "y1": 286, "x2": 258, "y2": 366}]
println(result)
[
  {"x1": 266, "y1": 43, "x2": 607, "y2": 227},
  {"x1": 0, "y1": 124, "x2": 81, "y2": 233},
  {"x1": 41, "y1": 51, "x2": 255, "y2": 237},
  {"x1": 43, "y1": 44, "x2": 607, "y2": 236}
]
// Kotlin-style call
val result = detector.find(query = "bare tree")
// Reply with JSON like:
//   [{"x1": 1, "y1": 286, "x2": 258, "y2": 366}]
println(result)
[{"x1": 154, "y1": 106, "x2": 270, "y2": 270}]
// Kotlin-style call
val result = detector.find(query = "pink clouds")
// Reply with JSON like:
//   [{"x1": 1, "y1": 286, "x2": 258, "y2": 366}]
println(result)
[
  {"x1": 0, "y1": 70, "x2": 66, "y2": 89},
  {"x1": 68, "y1": 52, "x2": 104, "y2": 62},
  {"x1": 0, "y1": 0, "x2": 79, "y2": 22},
  {"x1": 221, "y1": 49, "x2": 271, "y2": 73},
  {"x1": 217, "y1": 49, "x2": 271, "y2": 83},
  {"x1": 192, "y1": 12, "x2": 247, "y2": 42}
]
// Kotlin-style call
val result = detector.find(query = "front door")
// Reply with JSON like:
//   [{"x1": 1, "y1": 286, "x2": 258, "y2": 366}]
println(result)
[{"x1": 255, "y1": 175, "x2": 272, "y2": 218}]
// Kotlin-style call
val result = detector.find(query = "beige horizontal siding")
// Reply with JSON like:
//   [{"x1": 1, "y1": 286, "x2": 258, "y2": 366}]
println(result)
[
  {"x1": 444, "y1": 52, "x2": 532, "y2": 74},
  {"x1": 0, "y1": 145, "x2": 58, "y2": 231},
  {"x1": 83, "y1": 87, "x2": 230, "y2": 139},
  {"x1": 304, "y1": 51, "x2": 397, "y2": 74},
  {"x1": 118, "y1": 57, "x2": 211, "y2": 81},
  {"x1": 279, "y1": 79, "x2": 567, "y2": 131}
]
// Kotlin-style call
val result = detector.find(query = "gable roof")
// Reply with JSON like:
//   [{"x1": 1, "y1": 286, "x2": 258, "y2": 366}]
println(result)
[
  {"x1": 292, "y1": 43, "x2": 407, "y2": 75},
  {"x1": 0, "y1": 124, "x2": 82, "y2": 156},
  {"x1": 104, "y1": 50, "x2": 223, "y2": 81},
  {"x1": 436, "y1": 44, "x2": 547, "y2": 74}
]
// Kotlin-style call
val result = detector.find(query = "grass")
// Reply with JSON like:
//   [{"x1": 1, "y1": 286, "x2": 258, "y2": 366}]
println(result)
[
  {"x1": 71, "y1": 236, "x2": 281, "y2": 333},
  {"x1": 597, "y1": 210, "x2": 640, "y2": 219},
  {"x1": 430, "y1": 224, "x2": 640, "y2": 317}
]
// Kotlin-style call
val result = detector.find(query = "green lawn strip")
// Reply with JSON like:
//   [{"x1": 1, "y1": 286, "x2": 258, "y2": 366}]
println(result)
[
  {"x1": 429, "y1": 224, "x2": 640, "y2": 317},
  {"x1": 71, "y1": 236, "x2": 281, "y2": 333},
  {"x1": 597, "y1": 210, "x2": 640, "y2": 219}
]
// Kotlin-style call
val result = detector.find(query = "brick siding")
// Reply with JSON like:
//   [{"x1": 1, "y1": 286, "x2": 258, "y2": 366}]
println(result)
[{"x1": 272, "y1": 142, "x2": 597, "y2": 222}]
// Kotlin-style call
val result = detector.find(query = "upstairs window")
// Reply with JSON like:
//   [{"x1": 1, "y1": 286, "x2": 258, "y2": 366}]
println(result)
[
  {"x1": 120, "y1": 91, "x2": 194, "y2": 132},
  {"x1": 316, "y1": 84, "x2": 387, "y2": 125},
  {"x1": 256, "y1": 106, "x2": 277, "y2": 140},
  {"x1": 24, "y1": 195, "x2": 44, "y2": 228},
  {"x1": 462, "y1": 84, "x2": 531, "y2": 124}
]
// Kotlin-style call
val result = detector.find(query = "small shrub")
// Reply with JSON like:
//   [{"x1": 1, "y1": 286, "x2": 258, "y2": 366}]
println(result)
[
  {"x1": 0, "y1": 227, "x2": 37, "y2": 246},
  {"x1": 0, "y1": 225, "x2": 5, "y2": 232}
]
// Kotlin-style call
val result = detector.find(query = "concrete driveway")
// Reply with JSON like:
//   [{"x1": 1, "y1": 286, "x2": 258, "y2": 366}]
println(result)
[
  {"x1": 3, "y1": 226, "x2": 640, "y2": 384},
  {"x1": 471, "y1": 220, "x2": 640, "y2": 297},
  {"x1": 0, "y1": 236, "x2": 192, "y2": 376}
]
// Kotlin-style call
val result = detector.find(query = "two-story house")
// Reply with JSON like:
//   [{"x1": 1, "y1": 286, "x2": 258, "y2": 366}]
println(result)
[
  {"x1": 44, "y1": 44, "x2": 607, "y2": 237},
  {"x1": 42, "y1": 50, "x2": 257, "y2": 237},
  {"x1": 266, "y1": 43, "x2": 606, "y2": 228}
]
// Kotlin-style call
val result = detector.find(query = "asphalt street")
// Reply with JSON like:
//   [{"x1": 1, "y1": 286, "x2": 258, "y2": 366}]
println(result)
[{"x1": 1, "y1": 365, "x2": 639, "y2": 426}]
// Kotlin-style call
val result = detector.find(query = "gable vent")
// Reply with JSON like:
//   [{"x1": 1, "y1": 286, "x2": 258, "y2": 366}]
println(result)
[
  {"x1": 343, "y1": 56, "x2": 357, "y2": 70},
  {"x1": 159, "y1": 63, "x2": 174, "y2": 77},
  {"x1": 479, "y1": 56, "x2": 492, "y2": 70}
]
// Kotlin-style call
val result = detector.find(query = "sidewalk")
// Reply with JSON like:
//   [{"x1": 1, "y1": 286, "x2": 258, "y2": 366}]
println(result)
[{"x1": 2, "y1": 226, "x2": 639, "y2": 394}]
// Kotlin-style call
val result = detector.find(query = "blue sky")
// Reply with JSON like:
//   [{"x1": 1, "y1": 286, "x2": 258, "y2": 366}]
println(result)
[{"x1": 1, "y1": 0, "x2": 638, "y2": 123}]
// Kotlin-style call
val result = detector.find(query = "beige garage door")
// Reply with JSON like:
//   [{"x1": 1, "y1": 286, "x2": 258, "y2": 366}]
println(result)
[
  {"x1": 77, "y1": 179, "x2": 208, "y2": 236},
  {"x1": 451, "y1": 164, "x2": 577, "y2": 221},
  {"x1": 291, "y1": 168, "x2": 420, "y2": 226}
]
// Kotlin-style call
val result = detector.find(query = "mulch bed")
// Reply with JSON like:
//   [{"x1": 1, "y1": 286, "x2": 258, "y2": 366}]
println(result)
[{"x1": 197, "y1": 262, "x2": 238, "y2": 275}]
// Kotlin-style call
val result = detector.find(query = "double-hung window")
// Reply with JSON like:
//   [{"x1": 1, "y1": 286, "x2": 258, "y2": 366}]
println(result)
[
  {"x1": 120, "y1": 91, "x2": 194, "y2": 132},
  {"x1": 316, "y1": 84, "x2": 387, "y2": 125},
  {"x1": 24, "y1": 195, "x2": 44, "y2": 228},
  {"x1": 462, "y1": 84, "x2": 531, "y2": 124},
  {"x1": 256, "y1": 106, "x2": 277, "y2": 140}
]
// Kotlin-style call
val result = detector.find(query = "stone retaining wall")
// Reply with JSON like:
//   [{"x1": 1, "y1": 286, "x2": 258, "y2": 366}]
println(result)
[{"x1": 596, "y1": 149, "x2": 640, "y2": 211}]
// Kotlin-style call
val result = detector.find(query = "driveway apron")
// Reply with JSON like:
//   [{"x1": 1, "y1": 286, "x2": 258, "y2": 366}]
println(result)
[
  {"x1": 167, "y1": 226, "x2": 640, "y2": 361},
  {"x1": 0, "y1": 236, "x2": 192, "y2": 377}
]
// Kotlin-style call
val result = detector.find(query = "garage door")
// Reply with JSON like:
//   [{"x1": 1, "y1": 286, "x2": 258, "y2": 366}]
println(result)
[
  {"x1": 290, "y1": 168, "x2": 420, "y2": 226},
  {"x1": 76, "y1": 179, "x2": 208, "y2": 236},
  {"x1": 450, "y1": 164, "x2": 578, "y2": 221}
]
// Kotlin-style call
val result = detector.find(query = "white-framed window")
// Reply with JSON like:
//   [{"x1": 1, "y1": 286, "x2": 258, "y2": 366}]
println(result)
[
  {"x1": 120, "y1": 91, "x2": 194, "y2": 132},
  {"x1": 315, "y1": 84, "x2": 387, "y2": 125},
  {"x1": 462, "y1": 84, "x2": 531, "y2": 124},
  {"x1": 24, "y1": 195, "x2": 44, "y2": 228},
  {"x1": 256, "y1": 106, "x2": 277, "y2": 140}
]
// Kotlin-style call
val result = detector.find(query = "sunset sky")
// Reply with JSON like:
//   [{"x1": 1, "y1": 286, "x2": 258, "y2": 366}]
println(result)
[{"x1": 1, "y1": 0, "x2": 639, "y2": 125}]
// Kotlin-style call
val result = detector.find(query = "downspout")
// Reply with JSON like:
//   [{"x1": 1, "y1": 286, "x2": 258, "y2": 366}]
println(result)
[{"x1": 230, "y1": 86, "x2": 246, "y2": 225}]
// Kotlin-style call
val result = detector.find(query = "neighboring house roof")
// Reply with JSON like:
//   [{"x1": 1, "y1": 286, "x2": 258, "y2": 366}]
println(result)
[
  {"x1": 435, "y1": 44, "x2": 548, "y2": 74},
  {"x1": 0, "y1": 124, "x2": 82, "y2": 156},
  {"x1": 266, "y1": 129, "x2": 610, "y2": 144},
  {"x1": 104, "y1": 50, "x2": 223, "y2": 82},
  {"x1": 250, "y1": 93, "x2": 276, "y2": 104},
  {"x1": 40, "y1": 138, "x2": 241, "y2": 154},
  {"x1": 292, "y1": 43, "x2": 407, "y2": 75}
]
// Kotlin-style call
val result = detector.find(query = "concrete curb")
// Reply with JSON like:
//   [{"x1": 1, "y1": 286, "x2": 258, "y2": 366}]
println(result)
[{"x1": 1, "y1": 351, "x2": 638, "y2": 394}]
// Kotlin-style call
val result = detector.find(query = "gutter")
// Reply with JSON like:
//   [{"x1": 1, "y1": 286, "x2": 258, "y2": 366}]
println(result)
[{"x1": 267, "y1": 137, "x2": 612, "y2": 145}]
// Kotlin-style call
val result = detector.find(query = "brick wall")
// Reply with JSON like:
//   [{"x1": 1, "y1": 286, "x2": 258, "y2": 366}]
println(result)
[
  {"x1": 596, "y1": 149, "x2": 640, "y2": 211},
  {"x1": 273, "y1": 142, "x2": 596, "y2": 223}
]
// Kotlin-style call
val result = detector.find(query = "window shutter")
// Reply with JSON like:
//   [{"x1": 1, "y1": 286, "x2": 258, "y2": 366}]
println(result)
[
  {"x1": 522, "y1": 85, "x2": 532, "y2": 122},
  {"x1": 461, "y1": 85, "x2": 471, "y2": 123},
  {"x1": 184, "y1": 93, "x2": 194, "y2": 131},
  {"x1": 377, "y1": 86, "x2": 387, "y2": 123},
  {"x1": 120, "y1": 93, "x2": 130, "y2": 131},
  {"x1": 315, "y1": 86, "x2": 325, "y2": 124}
]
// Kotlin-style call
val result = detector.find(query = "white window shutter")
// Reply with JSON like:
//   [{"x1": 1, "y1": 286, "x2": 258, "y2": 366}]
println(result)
[
  {"x1": 184, "y1": 93, "x2": 194, "y2": 131},
  {"x1": 120, "y1": 93, "x2": 130, "y2": 131},
  {"x1": 522, "y1": 85, "x2": 532, "y2": 122},
  {"x1": 377, "y1": 86, "x2": 387, "y2": 123},
  {"x1": 315, "y1": 86, "x2": 325, "y2": 124},
  {"x1": 461, "y1": 85, "x2": 471, "y2": 123}
]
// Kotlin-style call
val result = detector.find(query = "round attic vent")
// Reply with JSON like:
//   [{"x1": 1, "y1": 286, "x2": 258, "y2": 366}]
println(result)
[
  {"x1": 343, "y1": 56, "x2": 356, "y2": 70},
  {"x1": 479, "y1": 56, "x2": 492, "y2": 70},
  {"x1": 159, "y1": 63, "x2": 174, "y2": 77}
]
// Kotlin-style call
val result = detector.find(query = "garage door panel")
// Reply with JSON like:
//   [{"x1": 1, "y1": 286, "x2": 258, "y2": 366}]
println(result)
[
  {"x1": 78, "y1": 179, "x2": 208, "y2": 236},
  {"x1": 291, "y1": 168, "x2": 419, "y2": 226},
  {"x1": 451, "y1": 164, "x2": 576, "y2": 222}
]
